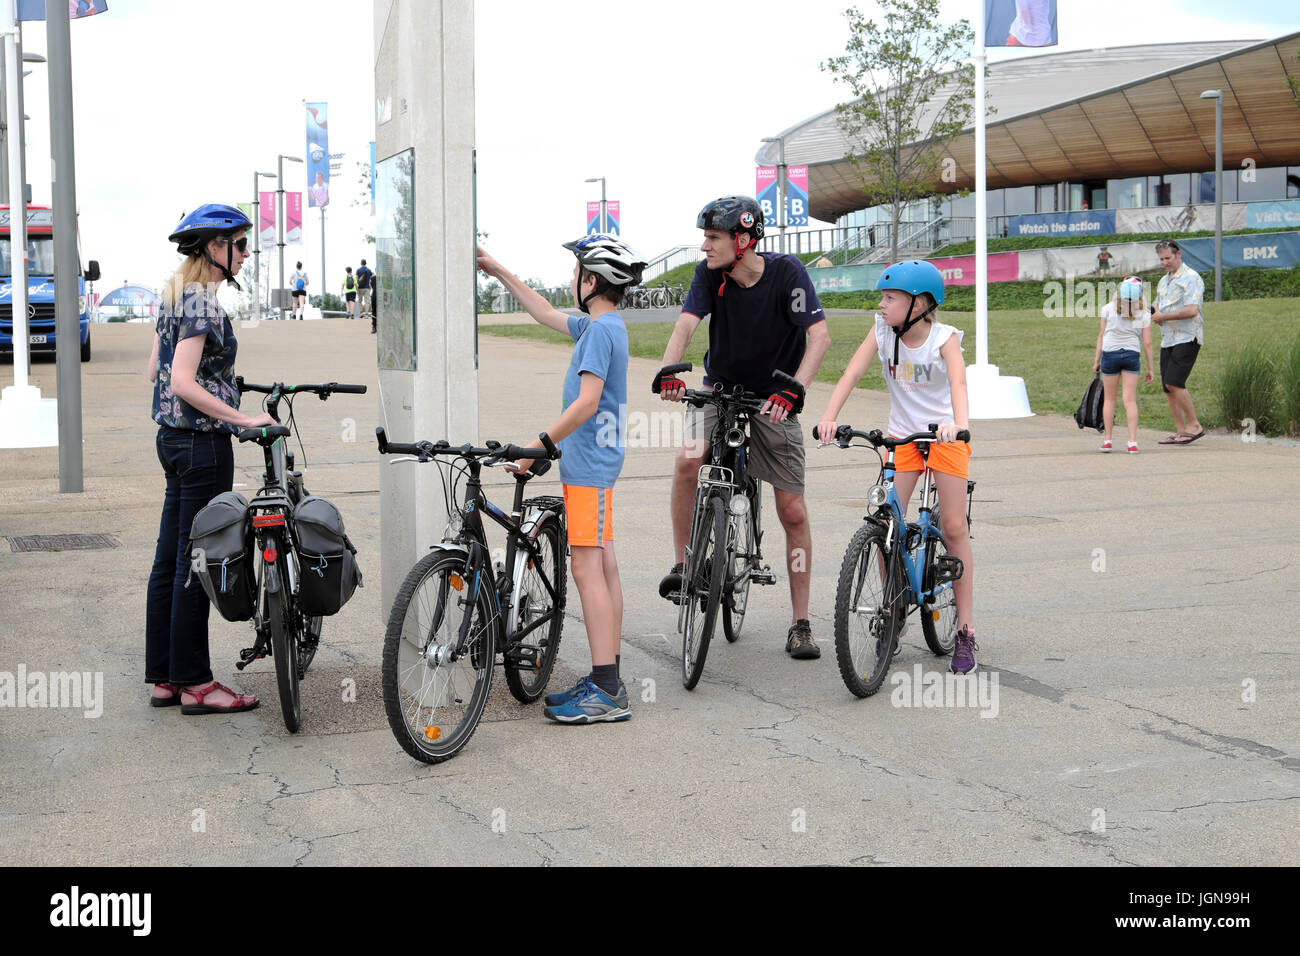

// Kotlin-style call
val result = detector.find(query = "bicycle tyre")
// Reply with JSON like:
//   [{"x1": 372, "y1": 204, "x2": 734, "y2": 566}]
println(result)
[
  {"x1": 267, "y1": 586, "x2": 302, "y2": 733},
  {"x1": 682, "y1": 496, "x2": 725, "y2": 690},
  {"x1": 920, "y1": 535, "x2": 959, "y2": 656},
  {"x1": 504, "y1": 516, "x2": 567, "y2": 703},
  {"x1": 833, "y1": 523, "x2": 900, "y2": 698},
  {"x1": 382, "y1": 550, "x2": 496, "y2": 764},
  {"x1": 722, "y1": 507, "x2": 755, "y2": 643},
  {"x1": 652, "y1": 287, "x2": 669, "y2": 309}
]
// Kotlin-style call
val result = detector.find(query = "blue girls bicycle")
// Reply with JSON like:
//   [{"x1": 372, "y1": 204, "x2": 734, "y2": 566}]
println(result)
[{"x1": 814, "y1": 423, "x2": 972, "y2": 698}]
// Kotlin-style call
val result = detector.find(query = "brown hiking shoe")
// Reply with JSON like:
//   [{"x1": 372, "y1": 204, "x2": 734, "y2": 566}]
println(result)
[{"x1": 785, "y1": 619, "x2": 820, "y2": 660}]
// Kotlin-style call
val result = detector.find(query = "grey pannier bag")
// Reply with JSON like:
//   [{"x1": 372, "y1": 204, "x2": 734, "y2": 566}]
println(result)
[
  {"x1": 292, "y1": 495, "x2": 362, "y2": 616},
  {"x1": 189, "y1": 491, "x2": 256, "y2": 622}
]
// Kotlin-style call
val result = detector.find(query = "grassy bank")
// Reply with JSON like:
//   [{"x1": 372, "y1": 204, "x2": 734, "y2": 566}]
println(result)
[
  {"x1": 933, "y1": 226, "x2": 1300, "y2": 257},
  {"x1": 482, "y1": 298, "x2": 1298, "y2": 435}
]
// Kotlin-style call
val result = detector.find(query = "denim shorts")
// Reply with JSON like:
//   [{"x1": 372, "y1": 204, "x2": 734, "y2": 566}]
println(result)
[{"x1": 1100, "y1": 349, "x2": 1140, "y2": 375}]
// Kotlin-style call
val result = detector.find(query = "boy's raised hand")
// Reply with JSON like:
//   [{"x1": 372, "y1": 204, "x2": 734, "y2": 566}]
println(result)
[{"x1": 476, "y1": 244, "x2": 504, "y2": 279}]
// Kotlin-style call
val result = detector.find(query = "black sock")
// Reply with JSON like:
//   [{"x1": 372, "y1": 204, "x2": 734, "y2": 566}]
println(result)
[
  {"x1": 590, "y1": 664, "x2": 619, "y2": 696},
  {"x1": 616, "y1": 654, "x2": 621, "y2": 679}
]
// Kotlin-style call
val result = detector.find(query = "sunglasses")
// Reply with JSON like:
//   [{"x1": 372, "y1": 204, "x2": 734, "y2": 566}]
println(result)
[{"x1": 224, "y1": 236, "x2": 250, "y2": 253}]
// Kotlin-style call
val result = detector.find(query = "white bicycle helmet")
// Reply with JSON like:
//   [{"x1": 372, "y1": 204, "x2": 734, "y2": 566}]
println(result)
[{"x1": 562, "y1": 234, "x2": 647, "y2": 286}]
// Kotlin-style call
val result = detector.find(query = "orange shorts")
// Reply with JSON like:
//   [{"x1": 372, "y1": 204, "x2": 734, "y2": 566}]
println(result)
[
  {"x1": 562, "y1": 484, "x2": 613, "y2": 548},
  {"x1": 891, "y1": 438, "x2": 971, "y2": 479}
]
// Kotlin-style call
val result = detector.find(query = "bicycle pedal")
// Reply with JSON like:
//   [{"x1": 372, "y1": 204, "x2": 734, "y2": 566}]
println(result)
[
  {"x1": 935, "y1": 554, "x2": 965, "y2": 584},
  {"x1": 504, "y1": 644, "x2": 541, "y2": 668},
  {"x1": 750, "y1": 567, "x2": 777, "y2": 585}
]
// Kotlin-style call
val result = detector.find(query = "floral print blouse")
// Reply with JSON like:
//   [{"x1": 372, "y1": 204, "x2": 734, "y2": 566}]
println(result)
[{"x1": 151, "y1": 288, "x2": 240, "y2": 433}]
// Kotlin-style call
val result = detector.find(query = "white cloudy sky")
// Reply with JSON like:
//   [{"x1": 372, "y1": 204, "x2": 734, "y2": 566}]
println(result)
[{"x1": 15, "y1": 0, "x2": 1299, "y2": 294}]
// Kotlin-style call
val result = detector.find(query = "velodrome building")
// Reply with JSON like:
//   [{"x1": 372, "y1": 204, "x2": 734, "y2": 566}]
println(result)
[{"x1": 754, "y1": 32, "x2": 1300, "y2": 284}]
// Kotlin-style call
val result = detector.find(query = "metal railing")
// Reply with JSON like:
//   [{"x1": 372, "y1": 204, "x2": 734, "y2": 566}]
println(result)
[{"x1": 642, "y1": 245, "x2": 700, "y2": 282}]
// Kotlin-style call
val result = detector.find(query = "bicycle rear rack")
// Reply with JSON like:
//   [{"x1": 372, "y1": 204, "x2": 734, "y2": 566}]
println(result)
[{"x1": 696, "y1": 464, "x2": 734, "y2": 490}]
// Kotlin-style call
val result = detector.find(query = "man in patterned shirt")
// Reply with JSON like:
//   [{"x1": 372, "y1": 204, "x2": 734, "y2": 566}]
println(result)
[{"x1": 1152, "y1": 239, "x2": 1205, "y2": 444}]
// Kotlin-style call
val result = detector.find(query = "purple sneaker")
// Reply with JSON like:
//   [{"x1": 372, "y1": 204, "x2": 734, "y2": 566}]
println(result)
[{"x1": 951, "y1": 626, "x2": 978, "y2": 674}]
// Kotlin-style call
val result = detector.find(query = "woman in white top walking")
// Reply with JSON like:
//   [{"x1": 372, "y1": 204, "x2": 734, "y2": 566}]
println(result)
[{"x1": 1093, "y1": 276, "x2": 1153, "y2": 453}]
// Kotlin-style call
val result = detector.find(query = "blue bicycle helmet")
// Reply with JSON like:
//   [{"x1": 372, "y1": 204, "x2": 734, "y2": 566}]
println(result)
[
  {"x1": 169, "y1": 203, "x2": 252, "y2": 284},
  {"x1": 876, "y1": 260, "x2": 945, "y2": 366}
]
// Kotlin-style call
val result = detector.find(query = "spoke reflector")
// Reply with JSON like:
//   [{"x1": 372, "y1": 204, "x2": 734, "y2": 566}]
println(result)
[
  {"x1": 450, "y1": 574, "x2": 464, "y2": 591},
  {"x1": 424, "y1": 726, "x2": 441, "y2": 740}
]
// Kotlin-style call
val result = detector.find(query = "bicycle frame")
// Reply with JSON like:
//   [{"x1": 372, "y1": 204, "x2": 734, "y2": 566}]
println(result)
[{"x1": 871, "y1": 444, "x2": 949, "y2": 613}]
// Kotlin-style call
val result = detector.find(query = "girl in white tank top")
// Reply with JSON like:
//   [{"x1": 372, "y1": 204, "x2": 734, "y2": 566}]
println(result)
[{"x1": 813, "y1": 266, "x2": 978, "y2": 674}]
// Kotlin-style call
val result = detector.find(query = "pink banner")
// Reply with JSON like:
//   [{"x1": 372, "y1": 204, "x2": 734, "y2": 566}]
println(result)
[
  {"x1": 927, "y1": 252, "x2": 1020, "y2": 285},
  {"x1": 285, "y1": 192, "x2": 303, "y2": 245},
  {"x1": 258, "y1": 191, "x2": 276, "y2": 248}
]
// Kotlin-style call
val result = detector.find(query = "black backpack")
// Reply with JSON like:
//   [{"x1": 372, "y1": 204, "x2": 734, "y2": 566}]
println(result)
[{"x1": 1074, "y1": 374, "x2": 1105, "y2": 433}]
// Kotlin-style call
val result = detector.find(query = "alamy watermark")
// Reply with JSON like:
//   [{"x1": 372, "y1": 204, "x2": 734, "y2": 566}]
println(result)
[
  {"x1": 0, "y1": 666, "x2": 103, "y2": 718},
  {"x1": 889, "y1": 665, "x2": 999, "y2": 717}
]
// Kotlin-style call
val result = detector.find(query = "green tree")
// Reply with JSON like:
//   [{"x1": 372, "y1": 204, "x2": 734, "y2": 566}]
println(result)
[{"x1": 822, "y1": 0, "x2": 976, "y2": 263}]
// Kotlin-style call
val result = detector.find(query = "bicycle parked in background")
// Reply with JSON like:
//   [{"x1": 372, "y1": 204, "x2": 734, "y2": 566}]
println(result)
[
  {"x1": 375, "y1": 427, "x2": 566, "y2": 764},
  {"x1": 813, "y1": 423, "x2": 972, "y2": 698},
  {"x1": 654, "y1": 363, "x2": 793, "y2": 689}
]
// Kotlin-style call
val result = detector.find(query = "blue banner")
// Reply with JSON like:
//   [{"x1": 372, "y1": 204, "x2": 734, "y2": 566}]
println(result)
[
  {"x1": 306, "y1": 102, "x2": 330, "y2": 208},
  {"x1": 19, "y1": 0, "x2": 107, "y2": 19},
  {"x1": 1178, "y1": 232, "x2": 1300, "y2": 271},
  {"x1": 1246, "y1": 200, "x2": 1300, "y2": 230},
  {"x1": 1008, "y1": 210, "x2": 1116, "y2": 238}
]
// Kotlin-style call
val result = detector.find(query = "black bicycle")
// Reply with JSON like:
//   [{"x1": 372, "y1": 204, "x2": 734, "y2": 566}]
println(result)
[
  {"x1": 233, "y1": 378, "x2": 368, "y2": 732},
  {"x1": 375, "y1": 427, "x2": 566, "y2": 764},
  {"x1": 654, "y1": 363, "x2": 794, "y2": 689}
]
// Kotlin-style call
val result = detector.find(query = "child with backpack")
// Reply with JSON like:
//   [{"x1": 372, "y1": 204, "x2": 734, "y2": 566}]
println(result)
[
  {"x1": 814, "y1": 260, "x2": 978, "y2": 674},
  {"x1": 342, "y1": 267, "x2": 357, "y2": 319},
  {"x1": 1093, "y1": 276, "x2": 1153, "y2": 453},
  {"x1": 290, "y1": 263, "x2": 308, "y2": 320}
]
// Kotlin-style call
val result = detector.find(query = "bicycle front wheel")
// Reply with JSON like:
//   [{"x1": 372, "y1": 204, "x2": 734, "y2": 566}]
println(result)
[
  {"x1": 682, "y1": 496, "x2": 725, "y2": 690},
  {"x1": 833, "y1": 524, "x2": 899, "y2": 698},
  {"x1": 267, "y1": 587, "x2": 302, "y2": 733},
  {"x1": 920, "y1": 535, "x2": 959, "y2": 656},
  {"x1": 504, "y1": 516, "x2": 567, "y2": 703},
  {"x1": 722, "y1": 506, "x2": 755, "y2": 643},
  {"x1": 382, "y1": 550, "x2": 496, "y2": 764}
]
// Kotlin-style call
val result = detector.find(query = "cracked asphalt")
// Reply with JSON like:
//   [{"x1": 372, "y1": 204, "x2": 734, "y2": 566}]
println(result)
[{"x1": 2, "y1": 319, "x2": 1296, "y2": 866}]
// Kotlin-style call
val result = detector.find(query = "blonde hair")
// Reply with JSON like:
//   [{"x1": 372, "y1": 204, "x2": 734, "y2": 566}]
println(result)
[
  {"x1": 160, "y1": 229, "x2": 247, "y2": 308},
  {"x1": 1111, "y1": 291, "x2": 1147, "y2": 317}
]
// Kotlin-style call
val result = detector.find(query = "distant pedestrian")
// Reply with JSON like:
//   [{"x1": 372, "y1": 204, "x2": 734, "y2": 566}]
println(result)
[
  {"x1": 290, "y1": 262, "x2": 308, "y2": 320},
  {"x1": 1151, "y1": 239, "x2": 1206, "y2": 444},
  {"x1": 342, "y1": 266, "x2": 357, "y2": 318},
  {"x1": 1092, "y1": 276, "x2": 1153, "y2": 453},
  {"x1": 144, "y1": 203, "x2": 273, "y2": 715},
  {"x1": 369, "y1": 266, "x2": 379, "y2": 334},
  {"x1": 356, "y1": 258, "x2": 374, "y2": 322},
  {"x1": 1096, "y1": 246, "x2": 1113, "y2": 274}
]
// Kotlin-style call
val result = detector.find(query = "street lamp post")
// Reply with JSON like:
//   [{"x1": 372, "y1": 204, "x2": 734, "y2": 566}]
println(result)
[
  {"x1": 277, "y1": 153, "x2": 303, "y2": 317},
  {"x1": 1200, "y1": 89, "x2": 1223, "y2": 302},
  {"x1": 253, "y1": 170, "x2": 276, "y2": 320},
  {"x1": 761, "y1": 136, "x2": 788, "y2": 254},
  {"x1": 584, "y1": 176, "x2": 606, "y2": 233}
]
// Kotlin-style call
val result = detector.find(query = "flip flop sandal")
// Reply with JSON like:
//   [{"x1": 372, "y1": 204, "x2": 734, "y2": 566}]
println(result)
[
  {"x1": 1158, "y1": 434, "x2": 1182, "y2": 445},
  {"x1": 149, "y1": 682, "x2": 182, "y2": 708},
  {"x1": 1181, "y1": 429, "x2": 1206, "y2": 443},
  {"x1": 180, "y1": 681, "x2": 259, "y2": 715}
]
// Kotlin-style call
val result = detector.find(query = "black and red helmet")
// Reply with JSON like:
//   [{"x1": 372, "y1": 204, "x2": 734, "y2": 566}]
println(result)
[{"x1": 696, "y1": 195, "x2": 765, "y2": 241}]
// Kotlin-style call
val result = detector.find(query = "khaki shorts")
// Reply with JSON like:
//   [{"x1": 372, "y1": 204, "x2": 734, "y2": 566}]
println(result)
[{"x1": 684, "y1": 404, "x2": 805, "y2": 495}]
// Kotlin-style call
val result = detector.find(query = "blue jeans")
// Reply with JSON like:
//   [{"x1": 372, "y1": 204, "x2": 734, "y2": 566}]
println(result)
[{"x1": 145, "y1": 427, "x2": 234, "y2": 687}]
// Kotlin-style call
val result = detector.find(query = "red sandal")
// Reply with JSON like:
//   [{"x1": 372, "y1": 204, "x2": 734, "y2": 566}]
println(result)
[
  {"x1": 150, "y1": 682, "x2": 182, "y2": 708},
  {"x1": 180, "y1": 681, "x2": 259, "y2": 715}
]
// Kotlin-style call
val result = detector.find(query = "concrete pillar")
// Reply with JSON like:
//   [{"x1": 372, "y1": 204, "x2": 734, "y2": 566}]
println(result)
[{"x1": 374, "y1": 0, "x2": 479, "y2": 614}]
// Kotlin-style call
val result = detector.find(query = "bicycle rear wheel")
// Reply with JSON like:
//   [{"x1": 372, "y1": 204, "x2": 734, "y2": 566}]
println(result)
[
  {"x1": 382, "y1": 550, "x2": 496, "y2": 763},
  {"x1": 504, "y1": 516, "x2": 567, "y2": 703},
  {"x1": 833, "y1": 524, "x2": 899, "y2": 698},
  {"x1": 267, "y1": 586, "x2": 302, "y2": 733},
  {"x1": 920, "y1": 535, "x2": 959, "y2": 656},
  {"x1": 682, "y1": 496, "x2": 725, "y2": 690}
]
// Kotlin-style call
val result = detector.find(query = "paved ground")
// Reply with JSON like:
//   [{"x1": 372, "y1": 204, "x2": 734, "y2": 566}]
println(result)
[{"x1": 1, "y1": 319, "x2": 1296, "y2": 866}]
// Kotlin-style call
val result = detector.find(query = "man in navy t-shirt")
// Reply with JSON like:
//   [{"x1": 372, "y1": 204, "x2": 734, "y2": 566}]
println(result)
[{"x1": 656, "y1": 196, "x2": 831, "y2": 660}]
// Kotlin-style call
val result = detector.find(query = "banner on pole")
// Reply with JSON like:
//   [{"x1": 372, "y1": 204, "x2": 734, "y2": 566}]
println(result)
[
  {"x1": 286, "y1": 193, "x2": 303, "y2": 245},
  {"x1": 755, "y1": 166, "x2": 779, "y2": 225},
  {"x1": 786, "y1": 165, "x2": 809, "y2": 227},
  {"x1": 18, "y1": 0, "x2": 107, "y2": 19},
  {"x1": 586, "y1": 202, "x2": 601, "y2": 235},
  {"x1": 306, "y1": 102, "x2": 330, "y2": 208},
  {"x1": 606, "y1": 201, "x2": 620, "y2": 236},
  {"x1": 259, "y1": 191, "x2": 276, "y2": 248},
  {"x1": 985, "y1": 0, "x2": 1057, "y2": 47}
]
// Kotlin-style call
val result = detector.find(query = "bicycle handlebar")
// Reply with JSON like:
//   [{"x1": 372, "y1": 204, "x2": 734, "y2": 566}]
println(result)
[
  {"x1": 375, "y1": 427, "x2": 561, "y2": 466},
  {"x1": 236, "y1": 378, "x2": 368, "y2": 397},
  {"x1": 812, "y1": 423, "x2": 971, "y2": 446}
]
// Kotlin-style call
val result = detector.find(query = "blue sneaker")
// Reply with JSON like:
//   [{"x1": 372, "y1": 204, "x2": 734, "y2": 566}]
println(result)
[
  {"x1": 544, "y1": 677, "x2": 631, "y2": 724},
  {"x1": 544, "y1": 675, "x2": 591, "y2": 707}
]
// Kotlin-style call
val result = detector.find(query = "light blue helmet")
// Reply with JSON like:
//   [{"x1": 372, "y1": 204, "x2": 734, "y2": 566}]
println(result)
[
  {"x1": 1119, "y1": 276, "x2": 1143, "y2": 301},
  {"x1": 875, "y1": 259, "x2": 945, "y2": 304}
]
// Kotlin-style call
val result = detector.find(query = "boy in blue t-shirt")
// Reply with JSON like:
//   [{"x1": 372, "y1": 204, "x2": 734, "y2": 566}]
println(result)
[{"x1": 477, "y1": 235, "x2": 647, "y2": 723}]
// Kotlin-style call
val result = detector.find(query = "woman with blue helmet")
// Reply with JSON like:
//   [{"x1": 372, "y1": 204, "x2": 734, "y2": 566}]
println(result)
[
  {"x1": 814, "y1": 259, "x2": 980, "y2": 674},
  {"x1": 143, "y1": 204, "x2": 274, "y2": 715}
]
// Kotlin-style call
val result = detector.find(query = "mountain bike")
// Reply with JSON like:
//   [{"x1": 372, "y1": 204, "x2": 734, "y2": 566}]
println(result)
[
  {"x1": 813, "y1": 423, "x2": 973, "y2": 698},
  {"x1": 655, "y1": 363, "x2": 794, "y2": 689},
  {"x1": 233, "y1": 377, "x2": 368, "y2": 732},
  {"x1": 375, "y1": 427, "x2": 566, "y2": 764}
]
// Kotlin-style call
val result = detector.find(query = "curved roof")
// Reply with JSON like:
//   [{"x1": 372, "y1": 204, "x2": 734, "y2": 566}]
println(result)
[{"x1": 757, "y1": 33, "x2": 1300, "y2": 223}]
